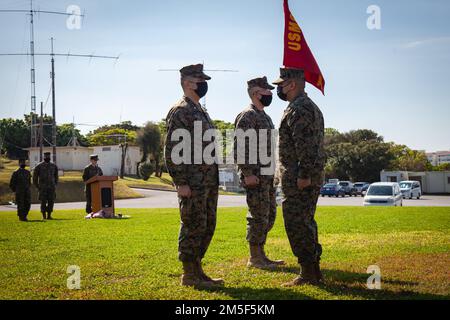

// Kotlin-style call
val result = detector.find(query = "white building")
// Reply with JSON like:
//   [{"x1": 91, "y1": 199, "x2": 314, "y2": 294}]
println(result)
[
  {"x1": 27, "y1": 146, "x2": 92, "y2": 171},
  {"x1": 27, "y1": 145, "x2": 143, "y2": 176},
  {"x1": 92, "y1": 145, "x2": 142, "y2": 176},
  {"x1": 219, "y1": 165, "x2": 242, "y2": 192},
  {"x1": 426, "y1": 151, "x2": 450, "y2": 166},
  {"x1": 380, "y1": 170, "x2": 450, "y2": 194}
]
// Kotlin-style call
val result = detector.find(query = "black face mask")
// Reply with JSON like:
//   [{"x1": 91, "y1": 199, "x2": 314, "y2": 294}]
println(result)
[
  {"x1": 277, "y1": 85, "x2": 288, "y2": 101},
  {"x1": 260, "y1": 94, "x2": 273, "y2": 107},
  {"x1": 194, "y1": 81, "x2": 208, "y2": 99},
  {"x1": 44, "y1": 158, "x2": 50, "y2": 163},
  {"x1": 20, "y1": 164, "x2": 26, "y2": 169}
]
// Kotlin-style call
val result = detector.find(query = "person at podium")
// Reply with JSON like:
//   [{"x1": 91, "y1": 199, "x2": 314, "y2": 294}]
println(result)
[{"x1": 82, "y1": 154, "x2": 103, "y2": 214}]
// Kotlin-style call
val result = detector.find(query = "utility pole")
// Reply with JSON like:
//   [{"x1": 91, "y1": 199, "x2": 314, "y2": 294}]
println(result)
[
  {"x1": 0, "y1": 47, "x2": 119, "y2": 165},
  {"x1": 30, "y1": 0, "x2": 37, "y2": 149},
  {"x1": 39, "y1": 101, "x2": 43, "y2": 162},
  {"x1": 0, "y1": 2, "x2": 119, "y2": 165},
  {"x1": 0, "y1": 0, "x2": 85, "y2": 149},
  {"x1": 51, "y1": 37, "x2": 56, "y2": 164}
]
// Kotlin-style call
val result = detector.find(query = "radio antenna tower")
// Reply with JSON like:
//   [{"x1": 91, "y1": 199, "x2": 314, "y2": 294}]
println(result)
[{"x1": 0, "y1": 0, "x2": 119, "y2": 164}]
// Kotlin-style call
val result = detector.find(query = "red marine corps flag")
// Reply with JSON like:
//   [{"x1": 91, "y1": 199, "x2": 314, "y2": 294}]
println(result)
[{"x1": 282, "y1": 0, "x2": 325, "y2": 94}]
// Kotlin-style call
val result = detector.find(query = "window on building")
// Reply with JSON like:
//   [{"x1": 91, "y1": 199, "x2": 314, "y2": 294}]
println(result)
[
  {"x1": 448, "y1": 177, "x2": 450, "y2": 184},
  {"x1": 102, "y1": 147, "x2": 111, "y2": 152}
]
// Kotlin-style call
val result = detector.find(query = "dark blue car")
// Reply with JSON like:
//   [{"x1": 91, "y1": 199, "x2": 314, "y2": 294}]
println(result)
[{"x1": 320, "y1": 183, "x2": 346, "y2": 197}]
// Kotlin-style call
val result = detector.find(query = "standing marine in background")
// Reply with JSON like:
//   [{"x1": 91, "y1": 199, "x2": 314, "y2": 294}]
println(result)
[
  {"x1": 164, "y1": 64, "x2": 223, "y2": 288},
  {"x1": 273, "y1": 68, "x2": 326, "y2": 286},
  {"x1": 234, "y1": 76, "x2": 285, "y2": 269},
  {"x1": 9, "y1": 158, "x2": 32, "y2": 222},
  {"x1": 82, "y1": 154, "x2": 103, "y2": 214},
  {"x1": 33, "y1": 152, "x2": 59, "y2": 220}
]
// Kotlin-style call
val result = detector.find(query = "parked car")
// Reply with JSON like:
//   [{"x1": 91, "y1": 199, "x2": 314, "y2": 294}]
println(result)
[
  {"x1": 399, "y1": 181, "x2": 422, "y2": 199},
  {"x1": 320, "y1": 183, "x2": 346, "y2": 197},
  {"x1": 362, "y1": 183, "x2": 370, "y2": 193},
  {"x1": 363, "y1": 182, "x2": 403, "y2": 207},
  {"x1": 338, "y1": 181, "x2": 357, "y2": 196},
  {"x1": 354, "y1": 182, "x2": 370, "y2": 196},
  {"x1": 275, "y1": 185, "x2": 283, "y2": 206}
]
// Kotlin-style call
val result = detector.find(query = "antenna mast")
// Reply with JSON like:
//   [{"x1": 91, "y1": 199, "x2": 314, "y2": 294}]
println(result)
[{"x1": 0, "y1": 1, "x2": 118, "y2": 163}]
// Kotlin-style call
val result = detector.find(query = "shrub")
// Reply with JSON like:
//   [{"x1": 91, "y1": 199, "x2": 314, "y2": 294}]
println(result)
[{"x1": 138, "y1": 161, "x2": 155, "y2": 181}]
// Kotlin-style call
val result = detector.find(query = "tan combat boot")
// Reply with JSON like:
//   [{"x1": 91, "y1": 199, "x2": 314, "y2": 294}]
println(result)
[
  {"x1": 181, "y1": 261, "x2": 200, "y2": 287},
  {"x1": 195, "y1": 259, "x2": 224, "y2": 286},
  {"x1": 315, "y1": 260, "x2": 324, "y2": 283},
  {"x1": 247, "y1": 244, "x2": 276, "y2": 270},
  {"x1": 261, "y1": 245, "x2": 285, "y2": 266},
  {"x1": 282, "y1": 262, "x2": 320, "y2": 286}
]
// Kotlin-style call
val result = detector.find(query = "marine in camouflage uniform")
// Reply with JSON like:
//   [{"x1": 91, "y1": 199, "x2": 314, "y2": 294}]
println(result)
[
  {"x1": 33, "y1": 152, "x2": 59, "y2": 220},
  {"x1": 164, "y1": 64, "x2": 223, "y2": 287},
  {"x1": 272, "y1": 68, "x2": 326, "y2": 285},
  {"x1": 234, "y1": 76, "x2": 284, "y2": 269},
  {"x1": 9, "y1": 159, "x2": 31, "y2": 222},
  {"x1": 82, "y1": 154, "x2": 103, "y2": 213}
]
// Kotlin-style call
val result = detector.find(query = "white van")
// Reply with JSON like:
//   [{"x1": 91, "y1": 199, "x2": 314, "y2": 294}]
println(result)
[
  {"x1": 363, "y1": 182, "x2": 403, "y2": 207},
  {"x1": 399, "y1": 181, "x2": 422, "y2": 199}
]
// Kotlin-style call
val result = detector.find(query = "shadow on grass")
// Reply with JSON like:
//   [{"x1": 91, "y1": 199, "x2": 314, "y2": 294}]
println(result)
[
  {"x1": 203, "y1": 285, "x2": 312, "y2": 300},
  {"x1": 325, "y1": 269, "x2": 419, "y2": 287},
  {"x1": 317, "y1": 269, "x2": 443, "y2": 300},
  {"x1": 202, "y1": 268, "x2": 446, "y2": 300}
]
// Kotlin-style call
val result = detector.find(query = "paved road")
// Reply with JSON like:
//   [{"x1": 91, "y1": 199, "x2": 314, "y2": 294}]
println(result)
[{"x1": 1, "y1": 189, "x2": 449, "y2": 211}]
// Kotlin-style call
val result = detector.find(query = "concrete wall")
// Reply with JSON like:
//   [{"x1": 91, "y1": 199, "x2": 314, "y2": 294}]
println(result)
[
  {"x1": 380, "y1": 171, "x2": 408, "y2": 183},
  {"x1": 28, "y1": 147, "x2": 92, "y2": 171},
  {"x1": 425, "y1": 171, "x2": 450, "y2": 193},
  {"x1": 381, "y1": 170, "x2": 450, "y2": 194},
  {"x1": 93, "y1": 146, "x2": 142, "y2": 176},
  {"x1": 219, "y1": 167, "x2": 242, "y2": 192},
  {"x1": 28, "y1": 146, "x2": 142, "y2": 176}
]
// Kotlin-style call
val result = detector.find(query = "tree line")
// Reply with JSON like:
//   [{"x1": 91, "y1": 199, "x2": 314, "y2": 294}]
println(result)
[{"x1": 1, "y1": 116, "x2": 448, "y2": 181}]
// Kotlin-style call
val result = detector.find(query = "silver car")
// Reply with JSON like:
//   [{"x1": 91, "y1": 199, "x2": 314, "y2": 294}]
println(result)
[
  {"x1": 363, "y1": 182, "x2": 403, "y2": 207},
  {"x1": 399, "y1": 181, "x2": 422, "y2": 199}
]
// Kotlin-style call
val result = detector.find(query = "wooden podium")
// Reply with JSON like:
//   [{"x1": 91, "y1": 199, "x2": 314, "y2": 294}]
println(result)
[{"x1": 86, "y1": 176, "x2": 118, "y2": 218}]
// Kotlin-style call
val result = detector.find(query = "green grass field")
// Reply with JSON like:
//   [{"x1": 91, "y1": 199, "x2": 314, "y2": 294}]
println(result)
[{"x1": 0, "y1": 206, "x2": 448, "y2": 300}]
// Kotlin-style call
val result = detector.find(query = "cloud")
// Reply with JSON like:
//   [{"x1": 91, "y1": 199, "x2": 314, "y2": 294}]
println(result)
[{"x1": 403, "y1": 36, "x2": 450, "y2": 49}]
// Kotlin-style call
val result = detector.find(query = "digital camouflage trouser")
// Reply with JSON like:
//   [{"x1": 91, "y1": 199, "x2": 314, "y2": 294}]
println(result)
[
  {"x1": 39, "y1": 187, "x2": 55, "y2": 214},
  {"x1": 15, "y1": 191, "x2": 31, "y2": 219},
  {"x1": 178, "y1": 185, "x2": 219, "y2": 262},
  {"x1": 245, "y1": 179, "x2": 277, "y2": 245},
  {"x1": 282, "y1": 178, "x2": 322, "y2": 265}
]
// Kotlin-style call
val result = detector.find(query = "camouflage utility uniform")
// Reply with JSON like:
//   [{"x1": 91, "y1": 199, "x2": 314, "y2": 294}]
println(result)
[
  {"x1": 82, "y1": 164, "x2": 103, "y2": 213},
  {"x1": 9, "y1": 166, "x2": 31, "y2": 221},
  {"x1": 165, "y1": 96, "x2": 219, "y2": 263},
  {"x1": 33, "y1": 159, "x2": 58, "y2": 219},
  {"x1": 278, "y1": 91, "x2": 325, "y2": 265},
  {"x1": 234, "y1": 105, "x2": 276, "y2": 246}
]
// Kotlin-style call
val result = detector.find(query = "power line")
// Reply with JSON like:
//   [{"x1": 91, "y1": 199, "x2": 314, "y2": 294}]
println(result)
[
  {"x1": 0, "y1": 0, "x2": 119, "y2": 165},
  {"x1": 0, "y1": 0, "x2": 84, "y2": 150}
]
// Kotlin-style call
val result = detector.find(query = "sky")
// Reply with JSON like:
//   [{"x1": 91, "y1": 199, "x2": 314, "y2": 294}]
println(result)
[{"x1": 0, "y1": 0, "x2": 449, "y2": 152}]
